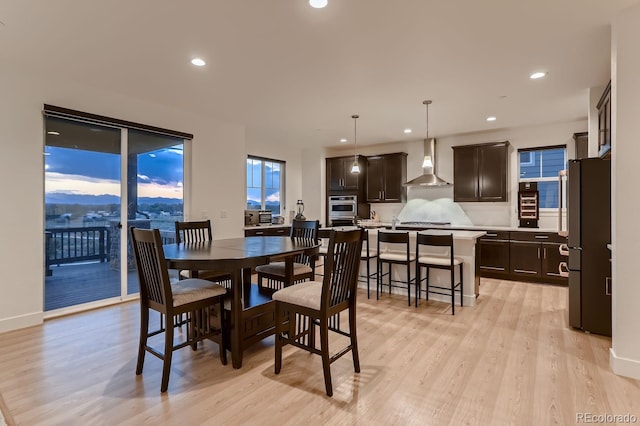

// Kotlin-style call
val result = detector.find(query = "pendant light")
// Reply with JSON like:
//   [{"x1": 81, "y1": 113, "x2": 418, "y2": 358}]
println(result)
[
  {"x1": 350, "y1": 114, "x2": 360, "y2": 174},
  {"x1": 422, "y1": 100, "x2": 433, "y2": 168}
]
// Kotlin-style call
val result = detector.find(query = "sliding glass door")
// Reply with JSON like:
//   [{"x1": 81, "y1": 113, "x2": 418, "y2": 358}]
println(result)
[{"x1": 44, "y1": 117, "x2": 184, "y2": 311}]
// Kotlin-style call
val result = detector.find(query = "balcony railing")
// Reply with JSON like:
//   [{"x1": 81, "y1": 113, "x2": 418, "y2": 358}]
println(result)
[{"x1": 45, "y1": 226, "x2": 111, "y2": 276}]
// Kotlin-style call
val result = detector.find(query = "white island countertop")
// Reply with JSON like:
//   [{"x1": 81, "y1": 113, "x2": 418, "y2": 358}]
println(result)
[
  {"x1": 359, "y1": 222, "x2": 560, "y2": 233},
  {"x1": 366, "y1": 228, "x2": 486, "y2": 241}
]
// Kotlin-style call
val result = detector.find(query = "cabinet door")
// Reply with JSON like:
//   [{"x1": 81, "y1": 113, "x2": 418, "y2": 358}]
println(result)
[
  {"x1": 342, "y1": 157, "x2": 360, "y2": 190},
  {"x1": 478, "y1": 144, "x2": 507, "y2": 201},
  {"x1": 366, "y1": 156, "x2": 384, "y2": 202},
  {"x1": 453, "y1": 146, "x2": 479, "y2": 201},
  {"x1": 478, "y1": 239, "x2": 510, "y2": 276},
  {"x1": 382, "y1": 154, "x2": 405, "y2": 201},
  {"x1": 327, "y1": 157, "x2": 345, "y2": 190},
  {"x1": 541, "y1": 242, "x2": 565, "y2": 280},
  {"x1": 509, "y1": 241, "x2": 541, "y2": 277}
]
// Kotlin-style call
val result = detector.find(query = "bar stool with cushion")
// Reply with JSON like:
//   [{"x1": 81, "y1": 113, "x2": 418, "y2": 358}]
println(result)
[
  {"x1": 377, "y1": 230, "x2": 416, "y2": 306},
  {"x1": 130, "y1": 227, "x2": 228, "y2": 392},
  {"x1": 360, "y1": 229, "x2": 377, "y2": 299},
  {"x1": 415, "y1": 232, "x2": 463, "y2": 315},
  {"x1": 273, "y1": 228, "x2": 363, "y2": 397},
  {"x1": 316, "y1": 227, "x2": 376, "y2": 299},
  {"x1": 175, "y1": 220, "x2": 232, "y2": 287},
  {"x1": 255, "y1": 220, "x2": 319, "y2": 294}
]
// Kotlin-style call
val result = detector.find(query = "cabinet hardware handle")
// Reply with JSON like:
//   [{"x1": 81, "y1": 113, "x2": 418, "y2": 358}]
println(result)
[
  {"x1": 486, "y1": 233, "x2": 498, "y2": 237},
  {"x1": 543, "y1": 248, "x2": 547, "y2": 259},
  {"x1": 559, "y1": 244, "x2": 569, "y2": 256},
  {"x1": 605, "y1": 277, "x2": 612, "y2": 295},
  {"x1": 558, "y1": 262, "x2": 569, "y2": 277},
  {"x1": 514, "y1": 269, "x2": 538, "y2": 274},
  {"x1": 256, "y1": 231, "x2": 264, "y2": 235},
  {"x1": 480, "y1": 266, "x2": 505, "y2": 271},
  {"x1": 547, "y1": 272, "x2": 562, "y2": 277},
  {"x1": 535, "y1": 235, "x2": 549, "y2": 239},
  {"x1": 537, "y1": 247, "x2": 541, "y2": 258}
]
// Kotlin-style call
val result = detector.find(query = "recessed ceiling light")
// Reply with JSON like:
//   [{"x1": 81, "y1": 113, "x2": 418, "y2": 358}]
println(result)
[
  {"x1": 403, "y1": 128, "x2": 412, "y2": 134},
  {"x1": 47, "y1": 131, "x2": 60, "y2": 136},
  {"x1": 340, "y1": 138, "x2": 348, "y2": 143},
  {"x1": 191, "y1": 58, "x2": 206, "y2": 67},
  {"x1": 309, "y1": 0, "x2": 328, "y2": 8},
  {"x1": 486, "y1": 116, "x2": 497, "y2": 122},
  {"x1": 530, "y1": 71, "x2": 547, "y2": 79}
]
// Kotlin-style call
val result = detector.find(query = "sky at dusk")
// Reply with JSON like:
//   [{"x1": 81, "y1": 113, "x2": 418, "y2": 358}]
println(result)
[{"x1": 45, "y1": 145, "x2": 184, "y2": 201}]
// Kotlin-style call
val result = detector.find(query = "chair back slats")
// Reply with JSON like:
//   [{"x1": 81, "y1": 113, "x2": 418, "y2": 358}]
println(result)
[
  {"x1": 290, "y1": 220, "x2": 319, "y2": 264},
  {"x1": 130, "y1": 227, "x2": 172, "y2": 309},
  {"x1": 175, "y1": 220, "x2": 213, "y2": 244},
  {"x1": 416, "y1": 233, "x2": 454, "y2": 264},
  {"x1": 417, "y1": 233, "x2": 453, "y2": 247},
  {"x1": 322, "y1": 229, "x2": 363, "y2": 309}
]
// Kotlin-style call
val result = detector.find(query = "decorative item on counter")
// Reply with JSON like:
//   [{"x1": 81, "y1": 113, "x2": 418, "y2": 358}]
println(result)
[
  {"x1": 294, "y1": 200, "x2": 306, "y2": 220},
  {"x1": 391, "y1": 215, "x2": 398, "y2": 230},
  {"x1": 370, "y1": 210, "x2": 378, "y2": 222}
]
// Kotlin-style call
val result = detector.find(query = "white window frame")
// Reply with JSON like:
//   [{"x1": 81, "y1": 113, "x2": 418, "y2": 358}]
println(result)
[
  {"x1": 246, "y1": 155, "x2": 286, "y2": 215},
  {"x1": 518, "y1": 146, "x2": 566, "y2": 211}
]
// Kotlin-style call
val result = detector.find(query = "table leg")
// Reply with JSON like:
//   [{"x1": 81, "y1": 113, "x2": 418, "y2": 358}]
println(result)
[{"x1": 231, "y1": 268, "x2": 243, "y2": 369}]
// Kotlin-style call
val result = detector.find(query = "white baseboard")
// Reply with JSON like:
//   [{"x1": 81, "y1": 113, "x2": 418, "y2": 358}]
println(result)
[
  {"x1": 610, "y1": 348, "x2": 640, "y2": 379},
  {"x1": 0, "y1": 311, "x2": 43, "y2": 334}
]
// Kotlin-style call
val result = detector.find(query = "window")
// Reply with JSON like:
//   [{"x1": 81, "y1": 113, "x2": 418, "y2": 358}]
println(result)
[
  {"x1": 246, "y1": 156, "x2": 285, "y2": 214},
  {"x1": 518, "y1": 146, "x2": 566, "y2": 209}
]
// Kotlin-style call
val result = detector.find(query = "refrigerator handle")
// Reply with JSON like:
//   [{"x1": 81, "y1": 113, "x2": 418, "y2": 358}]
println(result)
[
  {"x1": 558, "y1": 170, "x2": 568, "y2": 237},
  {"x1": 605, "y1": 277, "x2": 612, "y2": 296}
]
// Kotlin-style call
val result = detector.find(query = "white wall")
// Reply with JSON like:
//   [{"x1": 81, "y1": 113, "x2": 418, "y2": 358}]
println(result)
[
  {"x1": 610, "y1": 3, "x2": 640, "y2": 379},
  {"x1": 0, "y1": 65, "x2": 247, "y2": 333},
  {"x1": 325, "y1": 120, "x2": 586, "y2": 228}
]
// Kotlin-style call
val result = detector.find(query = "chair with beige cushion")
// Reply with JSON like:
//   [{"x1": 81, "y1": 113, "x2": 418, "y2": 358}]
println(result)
[
  {"x1": 255, "y1": 220, "x2": 319, "y2": 294},
  {"x1": 377, "y1": 230, "x2": 416, "y2": 306},
  {"x1": 175, "y1": 220, "x2": 232, "y2": 287},
  {"x1": 273, "y1": 228, "x2": 363, "y2": 397},
  {"x1": 415, "y1": 232, "x2": 463, "y2": 314},
  {"x1": 130, "y1": 227, "x2": 228, "y2": 392}
]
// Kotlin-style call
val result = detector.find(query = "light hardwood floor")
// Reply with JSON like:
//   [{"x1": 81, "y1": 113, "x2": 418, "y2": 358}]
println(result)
[{"x1": 0, "y1": 278, "x2": 638, "y2": 425}]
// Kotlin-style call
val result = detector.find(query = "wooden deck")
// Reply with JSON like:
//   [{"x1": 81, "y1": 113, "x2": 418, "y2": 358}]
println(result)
[{"x1": 44, "y1": 262, "x2": 141, "y2": 311}]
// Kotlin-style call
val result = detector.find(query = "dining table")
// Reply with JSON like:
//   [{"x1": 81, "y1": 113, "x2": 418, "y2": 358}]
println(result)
[{"x1": 163, "y1": 235, "x2": 320, "y2": 368}]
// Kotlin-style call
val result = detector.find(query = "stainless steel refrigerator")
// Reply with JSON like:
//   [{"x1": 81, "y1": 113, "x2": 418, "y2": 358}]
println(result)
[{"x1": 566, "y1": 158, "x2": 611, "y2": 336}]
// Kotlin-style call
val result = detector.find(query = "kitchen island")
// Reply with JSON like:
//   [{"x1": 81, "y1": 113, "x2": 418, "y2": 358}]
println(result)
[{"x1": 321, "y1": 227, "x2": 485, "y2": 307}]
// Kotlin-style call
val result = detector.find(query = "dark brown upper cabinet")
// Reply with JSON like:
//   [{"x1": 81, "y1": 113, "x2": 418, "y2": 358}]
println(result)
[
  {"x1": 597, "y1": 81, "x2": 611, "y2": 159},
  {"x1": 452, "y1": 141, "x2": 509, "y2": 202},
  {"x1": 326, "y1": 156, "x2": 366, "y2": 193},
  {"x1": 366, "y1": 152, "x2": 407, "y2": 203}
]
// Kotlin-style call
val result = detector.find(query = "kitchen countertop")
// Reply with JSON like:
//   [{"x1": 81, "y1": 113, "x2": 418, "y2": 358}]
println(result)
[
  {"x1": 361, "y1": 222, "x2": 560, "y2": 233},
  {"x1": 243, "y1": 224, "x2": 291, "y2": 230}
]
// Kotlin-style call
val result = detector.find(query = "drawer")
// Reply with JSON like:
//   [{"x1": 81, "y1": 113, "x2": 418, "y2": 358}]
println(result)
[
  {"x1": 245, "y1": 226, "x2": 291, "y2": 237},
  {"x1": 509, "y1": 231, "x2": 566, "y2": 243},
  {"x1": 480, "y1": 231, "x2": 510, "y2": 241}
]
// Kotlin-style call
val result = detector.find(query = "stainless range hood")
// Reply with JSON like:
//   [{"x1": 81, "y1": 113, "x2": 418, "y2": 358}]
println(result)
[{"x1": 404, "y1": 138, "x2": 451, "y2": 187}]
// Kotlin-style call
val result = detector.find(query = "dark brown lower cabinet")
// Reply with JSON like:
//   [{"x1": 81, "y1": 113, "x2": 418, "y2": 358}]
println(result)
[
  {"x1": 244, "y1": 226, "x2": 291, "y2": 237},
  {"x1": 478, "y1": 231, "x2": 567, "y2": 285},
  {"x1": 510, "y1": 241, "x2": 542, "y2": 277},
  {"x1": 477, "y1": 232, "x2": 510, "y2": 277}
]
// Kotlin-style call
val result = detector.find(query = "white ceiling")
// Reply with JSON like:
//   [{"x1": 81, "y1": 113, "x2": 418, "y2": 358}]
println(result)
[{"x1": 1, "y1": 0, "x2": 638, "y2": 148}]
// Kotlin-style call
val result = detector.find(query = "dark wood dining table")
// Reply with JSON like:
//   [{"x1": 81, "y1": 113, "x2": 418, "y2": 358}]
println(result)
[{"x1": 163, "y1": 235, "x2": 320, "y2": 368}]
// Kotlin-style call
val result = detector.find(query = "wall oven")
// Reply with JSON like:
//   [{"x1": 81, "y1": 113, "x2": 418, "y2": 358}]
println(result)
[{"x1": 328, "y1": 195, "x2": 357, "y2": 225}]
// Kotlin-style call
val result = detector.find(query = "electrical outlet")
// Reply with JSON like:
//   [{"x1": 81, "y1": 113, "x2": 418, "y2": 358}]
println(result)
[{"x1": 220, "y1": 210, "x2": 227, "y2": 218}]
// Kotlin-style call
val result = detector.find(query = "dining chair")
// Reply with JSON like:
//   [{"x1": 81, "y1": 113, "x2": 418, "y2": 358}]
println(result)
[
  {"x1": 415, "y1": 233, "x2": 464, "y2": 314},
  {"x1": 130, "y1": 227, "x2": 228, "y2": 392},
  {"x1": 255, "y1": 219, "x2": 319, "y2": 294},
  {"x1": 377, "y1": 230, "x2": 416, "y2": 306},
  {"x1": 273, "y1": 228, "x2": 364, "y2": 397},
  {"x1": 175, "y1": 220, "x2": 232, "y2": 287}
]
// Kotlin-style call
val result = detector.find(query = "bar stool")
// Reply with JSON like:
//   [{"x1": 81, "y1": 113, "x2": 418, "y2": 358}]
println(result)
[
  {"x1": 360, "y1": 229, "x2": 377, "y2": 299},
  {"x1": 377, "y1": 231, "x2": 415, "y2": 306},
  {"x1": 415, "y1": 233, "x2": 463, "y2": 315},
  {"x1": 317, "y1": 228, "x2": 376, "y2": 299}
]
